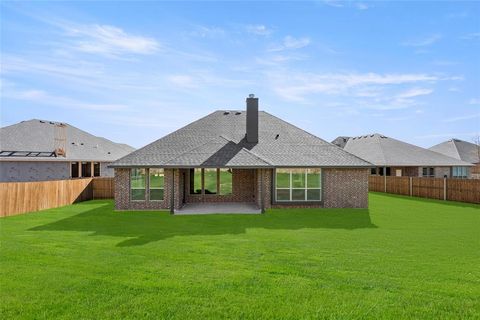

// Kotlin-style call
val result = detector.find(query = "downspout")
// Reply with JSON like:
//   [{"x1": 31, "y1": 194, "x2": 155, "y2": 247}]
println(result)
[
  {"x1": 260, "y1": 169, "x2": 265, "y2": 213},
  {"x1": 170, "y1": 169, "x2": 175, "y2": 214},
  {"x1": 384, "y1": 166, "x2": 387, "y2": 193}
]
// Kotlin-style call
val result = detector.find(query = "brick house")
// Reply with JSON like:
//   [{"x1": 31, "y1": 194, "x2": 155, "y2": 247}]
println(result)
[
  {"x1": 429, "y1": 139, "x2": 480, "y2": 179},
  {"x1": 336, "y1": 134, "x2": 473, "y2": 179},
  {"x1": 110, "y1": 95, "x2": 371, "y2": 213}
]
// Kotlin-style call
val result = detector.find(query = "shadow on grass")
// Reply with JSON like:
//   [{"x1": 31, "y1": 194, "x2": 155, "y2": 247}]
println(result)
[{"x1": 30, "y1": 201, "x2": 377, "y2": 247}]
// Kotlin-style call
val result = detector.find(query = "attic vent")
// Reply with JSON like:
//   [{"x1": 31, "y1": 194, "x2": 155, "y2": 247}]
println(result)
[
  {"x1": 275, "y1": 134, "x2": 279, "y2": 140},
  {"x1": 370, "y1": 135, "x2": 374, "y2": 137},
  {"x1": 39, "y1": 120, "x2": 45, "y2": 123},
  {"x1": 380, "y1": 136, "x2": 387, "y2": 139},
  {"x1": 107, "y1": 152, "x2": 111, "y2": 154},
  {"x1": 223, "y1": 111, "x2": 230, "y2": 115},
  {"x1": 71, "y1": 142, "x2": 75, "y2": 145},
  {"x1": 80, "y1": 143, "x2": 84, "y2": 145},
  {"x1": 49, "y1": 121, "x2": 54, "y2": 125},
  {"x1": 235, "y1": 112, "x2": 241, "y2": 115}
]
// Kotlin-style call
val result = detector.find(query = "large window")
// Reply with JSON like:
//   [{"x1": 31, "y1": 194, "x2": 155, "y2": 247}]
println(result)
[
  {"x1": 422, "y1": 167, "x2": 434, "y2": 178},
  {"x1": 131, "y1": 168, "x2": 146, "y2": 200},
  {"x1": 219, "y1": 168, "x2": 233, "y2": 195},
  {"x1": 275, "y1": 168, "x2": 322, "y2": 202},
  {"x1": 190, "y1": 169, "x2": 202, "y2": 194},
  {"x1": 71, "y1": 162, "x2": 79, "y2": 178},
  {"x1": 149, "y1": 169, "x2": 164, "y2": 200},
  {"x1": 189, "y1": 168, "x2": 233, "y2": 195},
  {"x1": 81, "y1": 162, "x2": 92, "y2": 177},
  {"x1": 452, "y1": 167, "x2": 468, "y2": 179},
  {"x1": 204, "y1": 169, "x2": 217, "y2": 194},
  {"x1": 93, "y1": 162, "x2": 100, "y2": 177}
]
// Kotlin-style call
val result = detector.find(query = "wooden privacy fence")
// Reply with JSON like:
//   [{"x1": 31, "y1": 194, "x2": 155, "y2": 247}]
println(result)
[
  {"x1": 0, "y1": 177, "x2": 115, "y2": 217},
  {"x1": 369, "y1": 176, "x2": 480, "y2": 204}
]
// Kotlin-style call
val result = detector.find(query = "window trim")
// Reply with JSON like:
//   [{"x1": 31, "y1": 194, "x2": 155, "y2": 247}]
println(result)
[
  {"x1": 273, "y1": 168, "x2": 323, "y2": 204},
  {"x1": 130, "y1": 168, "x2": 147, "y2": 201},
  {"x1": 149, "y1": 168, "x2": 165, "y2": 201},
  {"x1": 189, "y1": 168, "x2": 233, "y2": 196},
  {"x1": 452, "y1": 166, "x2": 468, "y2": 179},
  {"x1": 422, "y1": 167, "x2": 435, "y2": 178}
]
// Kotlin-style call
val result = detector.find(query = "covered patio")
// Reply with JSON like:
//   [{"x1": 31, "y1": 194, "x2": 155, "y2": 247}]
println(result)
[{"x1": 174, "y1": 202, "x2": 261, "y2": 215}]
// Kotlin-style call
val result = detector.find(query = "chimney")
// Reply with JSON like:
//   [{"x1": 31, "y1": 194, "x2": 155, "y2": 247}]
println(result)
[{"x1": 246, "y1": 94, "x2": 259, "y2": 143}]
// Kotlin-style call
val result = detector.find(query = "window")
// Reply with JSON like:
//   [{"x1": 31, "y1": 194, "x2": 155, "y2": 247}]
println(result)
[
  {"x1": 149, "y1": 168, "x2": 164, "y2": 200},
  {"x1": 452, "y1": 167, "x2": 468, "y2": 179},
  {"x1": 395, "y1": 169, "x2": 402, "y2": 177},
  {"x1": 275, "y1": 168, "x2": 322, "y2": 202},
  {"x1": 71, "y1": 162, "x2": 79, "y2": 178},
  {"x1": 93, "y1": 162, "x2": 100, "y2": 177},
  {"x1": 190, "y1": 169, "x2": 202, "y2": 194},
  {"x1": 219, "y1": 168, "x2": 232, "y2": 195},
  {"x1": 204, "y1": 168, "x2": 217, "y2": 194},
  {"x1": 81, "y1": 162, "x2": 91, "y2": 177},
  {"x1": 131, "y1": 168, "x2": 146, "y2": 200},
  {"x1": 422, "y1": 167, "x2": 435, "y2": 177},
  {"x1": 370, "y1": 168, "x2": 377, "y2": 175}
]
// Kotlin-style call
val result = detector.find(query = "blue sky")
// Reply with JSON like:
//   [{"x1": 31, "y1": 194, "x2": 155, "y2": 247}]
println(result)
[{"x1": 1, "y1": 1, "x2": 479, "y2": 148}]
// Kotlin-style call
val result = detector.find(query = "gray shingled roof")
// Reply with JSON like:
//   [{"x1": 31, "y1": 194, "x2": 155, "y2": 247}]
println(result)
[
  {"x1": 429, "y1": 139, "x2": 480, "y2": 164},
  {"x1": 0, "y1": 119, "x2": 135, "y2": 162},
  {"x1": 344, "y1": 133, "x2": 473, "y2": 167},
  {"x1": 111, "y1": 110, "x2": 371, "y2": 168},
  {"x1": 331, "y1": 136, "x2": 351, "y2": 149}
]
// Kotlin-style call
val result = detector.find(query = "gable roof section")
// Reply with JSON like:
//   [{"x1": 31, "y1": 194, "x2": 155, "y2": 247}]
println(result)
[
  {"x1": 344, "y1": 134, "x2": 472, "y2": 167},
  {"x1": 111, "y1": 110, "x2": 371, "y2": 168},
  {"x1": 0, "y1": 119, "x2": 135, "y2": 162},
  {"x1": 429, "y1": 139, "x2": 480, "y2": 164}
]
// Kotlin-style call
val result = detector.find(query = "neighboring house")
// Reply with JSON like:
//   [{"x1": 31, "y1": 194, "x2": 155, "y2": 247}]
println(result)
[
  {"x1": 110, "y1": 95, "x2": 372, "y2": 213},
  {"x1": 429, "y1": 139, "x2": 480, "y2": 179},
  {"x1": 341, "y1": 134, "x2": 473, "y2": 178},
  {"x1": 331, "y1": 136, "x2": 350, "y2": 149},
  {"x1": 0, "y1": 119, "x2": 135, "y2": 182}
]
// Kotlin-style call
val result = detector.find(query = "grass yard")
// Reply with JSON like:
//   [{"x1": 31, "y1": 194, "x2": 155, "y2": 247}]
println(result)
[{"x1": 1, "y1": 193, "x2": 479, "y2": 319}]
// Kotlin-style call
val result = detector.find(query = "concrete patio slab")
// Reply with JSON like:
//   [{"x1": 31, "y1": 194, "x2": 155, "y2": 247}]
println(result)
[{"x1": 175, "y1": 202, "x2": 261, "y2": 215}]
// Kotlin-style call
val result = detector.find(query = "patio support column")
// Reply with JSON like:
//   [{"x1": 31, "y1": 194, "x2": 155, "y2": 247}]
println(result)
[
  {"x1": 260, "y1": 169, "x2": 265, "y2": 213},
  {"x1": 170, "y1": 169, "x2": 175, "y2": 214}
]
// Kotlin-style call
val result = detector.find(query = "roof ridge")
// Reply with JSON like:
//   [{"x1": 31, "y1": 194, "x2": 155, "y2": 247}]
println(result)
[
  {"x1": 451, "y1": 139, "x2": 463, "y2": 160},
  {"x1": 374, "y1": 133, "x2": 388, "y2": 166}
]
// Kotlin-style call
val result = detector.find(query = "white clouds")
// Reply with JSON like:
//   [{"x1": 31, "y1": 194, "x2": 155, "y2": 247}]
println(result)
[
  {"x1": 4, "y1": 87, "x2": 128, "y2": 111},
  {"x1": 395, "y1": 88, "x2": 433, "y2": 99},
  {"x1": 64, "y1": 24, "x2": 160, "y2": 56},
  {"x1": 269, "y1": 36, "x2": 311, "y2": 52},
  {"x1": 355, "y1": 3, "x2": 369, "y2": 10},
  {"x1": 188, "y1": 25, "x2": 225, "y2": 38},
  {"x1": 469, "y1": 98, "x2": 480, "y2": 105},
  {"x1": 245, "y1": 24, "x2": 272, "y2": 36},
  {"x1": 402, "y1": 34, "x2": 442, "y2": 47},
  {"x1": 443, "y1": 113, "x2": 480, "y2": 123},
  {"x1": 461, "y1": 32, "x2": 480, "y2": 40}
]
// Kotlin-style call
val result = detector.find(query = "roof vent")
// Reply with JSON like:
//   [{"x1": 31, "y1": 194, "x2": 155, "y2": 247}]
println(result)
[
  {"x1": 80, "y1": 143, "x2": 84, "y2": 145},
  {"x1": 275, "y1": 134, "x2": 279, "y2": 140},
  {"x1": 223, "y1": 111, "x2": 230, "y2": 115},
  {"x1": 107, "y1": 152, "x2": 111, "y2": 154},
  {"x1": 49, "y1": 121, "x2": 55, "y2": 125},
  {"x1": 235, "y1": 112, "x2": 241, "y2": 115},
  {"x1": 39, "y1": 120, "x2": 45, "y2": 123}
]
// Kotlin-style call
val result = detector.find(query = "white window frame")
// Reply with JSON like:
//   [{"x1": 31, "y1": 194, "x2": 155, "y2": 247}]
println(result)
[{"x1": 275, "y1": 168, "x2": 322, "y2": 202}]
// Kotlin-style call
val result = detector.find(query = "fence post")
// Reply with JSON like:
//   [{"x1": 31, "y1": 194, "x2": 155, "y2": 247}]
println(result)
[
  {"x1": 384, "y1": 167, "x2": 387, "y2": 193},
  {"x1": 409, "y1": 177, "x2": 412, "y2": 197},
  {"x1": 443, "y1": 177, "x2": 447, "y2": 201}
]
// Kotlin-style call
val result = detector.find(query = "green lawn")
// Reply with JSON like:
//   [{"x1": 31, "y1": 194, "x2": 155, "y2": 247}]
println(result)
[{"x1": 1, "y1": 193, "x2": 479, "y2": 319}]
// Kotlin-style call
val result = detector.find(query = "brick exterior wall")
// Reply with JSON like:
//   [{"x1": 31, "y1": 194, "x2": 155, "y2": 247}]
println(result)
[
  {"x1": 114, "y1": 168, "x2": 174, "y2": 211},
  {"x1": 114, "y1": 167, "x2": 369, "y2": 211},
  {"x1": 323, "y1": 168, "x2": 369, "y2": 208}
]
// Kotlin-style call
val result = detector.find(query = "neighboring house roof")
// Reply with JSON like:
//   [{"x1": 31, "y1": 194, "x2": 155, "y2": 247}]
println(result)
[
  {"x1": 343, "y1": 133, "x2": 473, "y2": 167},
  {"x1": 0, "y1": 119, "x2": 135, "y2": 162},
  {"x1": 111, "y1": 110, "x2": 371, "y2": 168},
  {"x1": 429, "y1": 139, "x2": 480, "y2": 164},
  {"x1": 331, "y1": 136, "x2": 351, "y2": 149}
]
